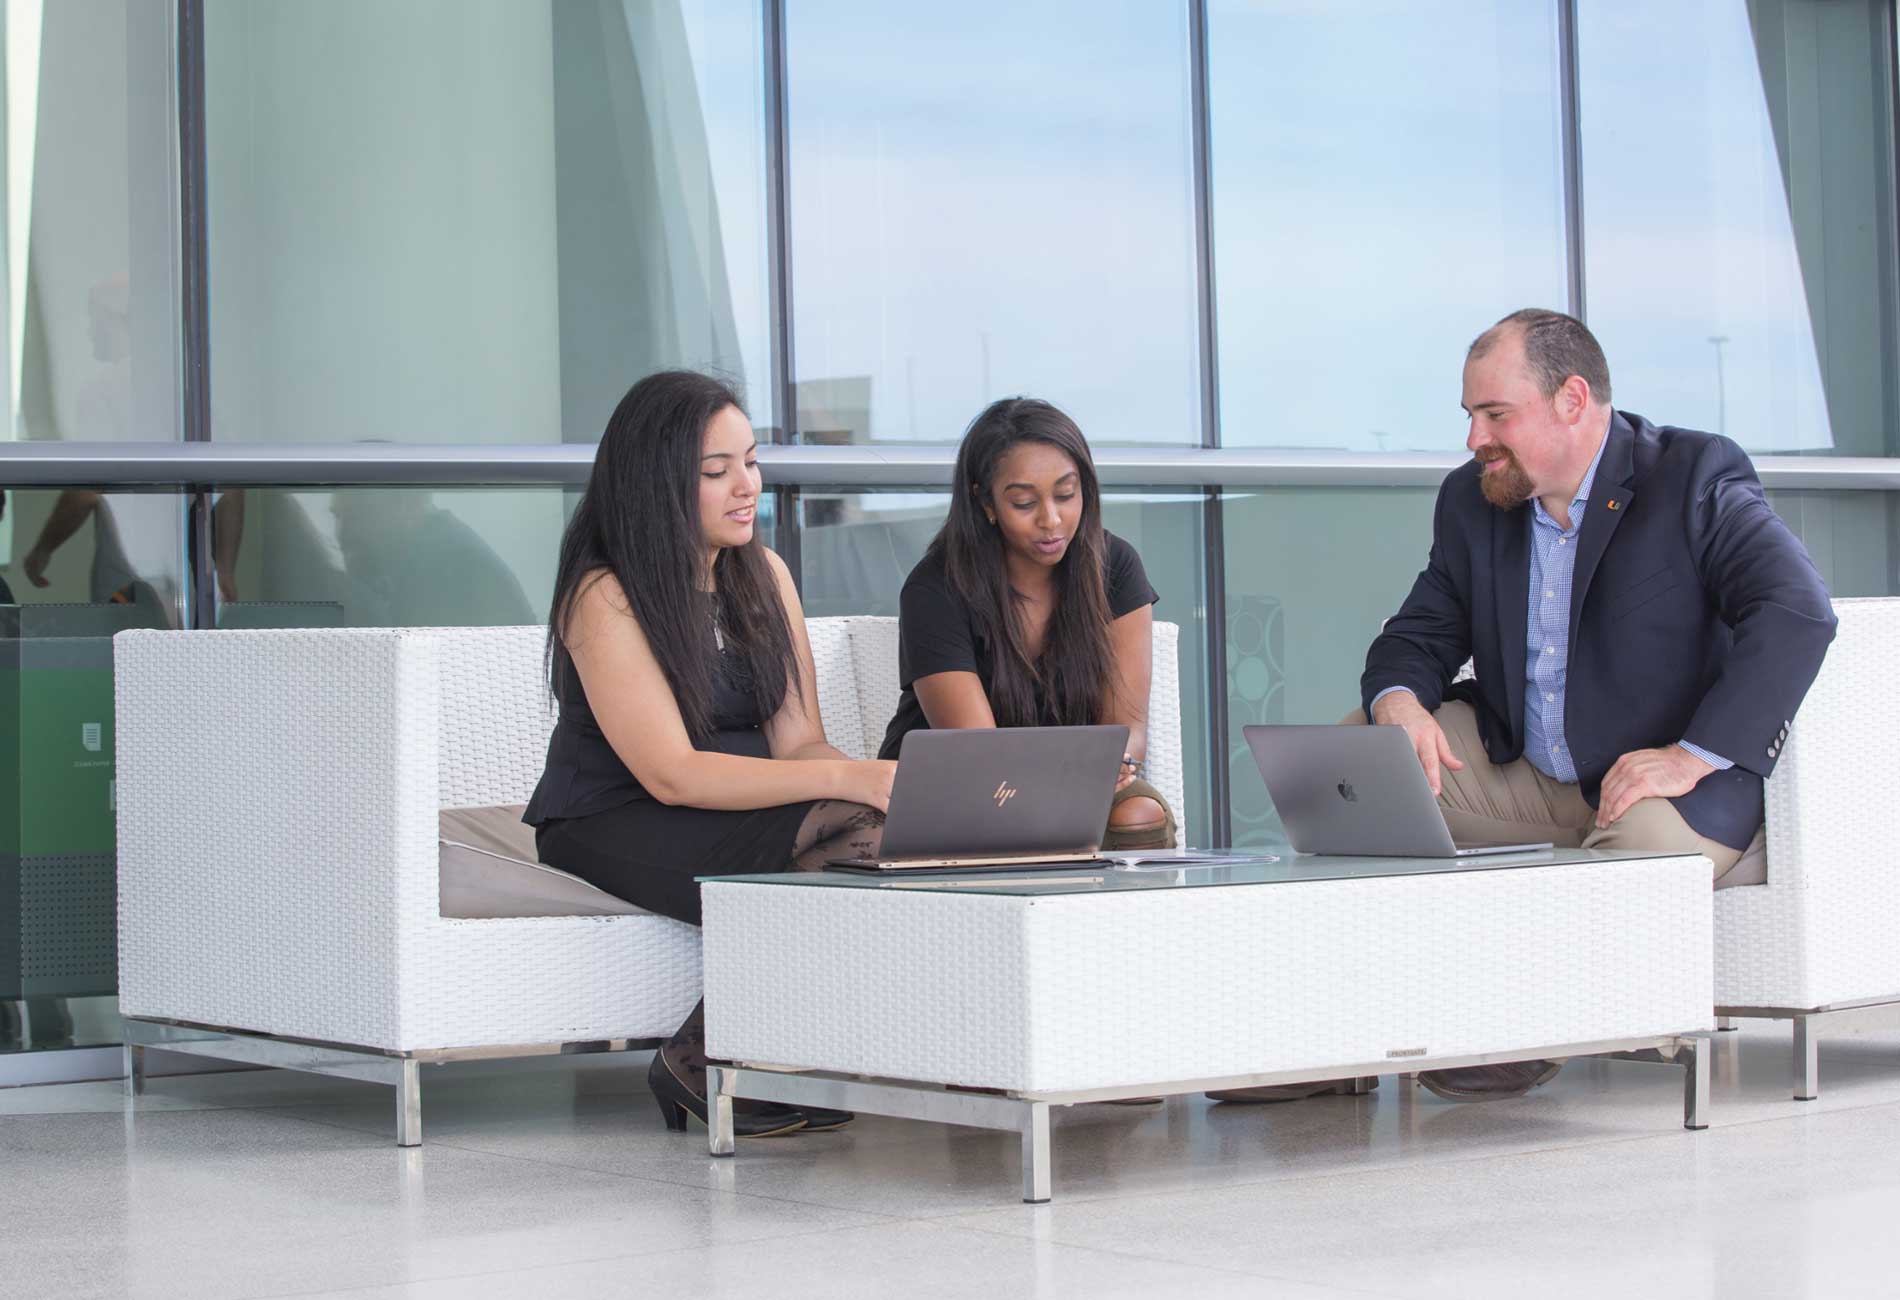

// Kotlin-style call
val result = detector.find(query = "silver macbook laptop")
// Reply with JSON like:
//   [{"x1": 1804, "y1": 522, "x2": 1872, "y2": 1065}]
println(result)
[
  {"x1": 1243, "y1": 724, "x2": 1551, "y2": 858},
  {"x1": 829, "y1": 725, "x2": 1128, "y2": 872}
]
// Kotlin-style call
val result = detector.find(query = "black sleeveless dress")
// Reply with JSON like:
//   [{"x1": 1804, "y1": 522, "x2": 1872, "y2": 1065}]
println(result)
[{"x1": 524, "y1": 625, "x2": 816, "y2": 927}]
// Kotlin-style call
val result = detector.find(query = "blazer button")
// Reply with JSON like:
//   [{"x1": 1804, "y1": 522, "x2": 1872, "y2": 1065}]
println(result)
[{"x1": 1768, "y1": 746, "x2": 1778, "y2": 758}]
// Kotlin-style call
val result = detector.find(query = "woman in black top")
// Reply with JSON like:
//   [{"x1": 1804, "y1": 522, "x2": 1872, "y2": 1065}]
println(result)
[
  {"x1": 878, "y1": 398, "x2": 1176, "y2": 849},
  {"x1": 525, "y1": 370, "x2": 894, "y2": 1138}
]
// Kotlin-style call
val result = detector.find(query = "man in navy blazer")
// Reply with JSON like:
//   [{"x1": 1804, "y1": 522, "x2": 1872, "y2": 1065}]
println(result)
[{"x1": 1366, "y1": 308, "x2": 1836, "y2": 1100}]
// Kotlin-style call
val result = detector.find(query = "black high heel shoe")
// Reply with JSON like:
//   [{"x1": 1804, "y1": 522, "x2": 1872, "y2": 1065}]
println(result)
[
  {"x1": 793, "y1": 1104, "x2": 855, "y2": 1132},
  {"x1": 647, "y1": 1052, "x2": 807, "y2": 1138}
]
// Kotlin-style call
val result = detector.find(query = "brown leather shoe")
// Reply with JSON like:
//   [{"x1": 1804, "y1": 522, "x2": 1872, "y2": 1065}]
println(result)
[
  {"x1": 1417, "y1": 1060, "x2": 1562, "y2": 1101},
  {"x1": 1205, "y1": 1078, "x2": 1375, "y2": 1103}
]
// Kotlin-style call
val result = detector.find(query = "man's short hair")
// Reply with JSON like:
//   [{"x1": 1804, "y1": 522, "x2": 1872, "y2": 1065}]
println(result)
[{"x1": 1469, "y1": 308, "x2": 1612, "y2": 405}]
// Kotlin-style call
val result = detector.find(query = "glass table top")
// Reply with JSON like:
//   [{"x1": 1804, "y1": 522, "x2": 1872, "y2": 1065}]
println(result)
[{"x1": 702, "y1": 847, "x2": 1705, "y2": 897}]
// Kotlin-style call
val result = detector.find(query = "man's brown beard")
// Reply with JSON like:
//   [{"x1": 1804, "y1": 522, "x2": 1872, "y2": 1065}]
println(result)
[{"x1": 1476, "y1": 448, "x2": 1535, "y2": 509}]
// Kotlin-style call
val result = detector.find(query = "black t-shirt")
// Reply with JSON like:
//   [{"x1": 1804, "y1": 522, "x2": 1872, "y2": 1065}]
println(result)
[{"x1": 877, "y1": 531, "x2": 1158, "y2": 760}]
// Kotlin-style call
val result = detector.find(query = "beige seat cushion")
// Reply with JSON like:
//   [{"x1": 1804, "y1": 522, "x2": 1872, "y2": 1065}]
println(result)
[{"x1": 438, "y1": 804, "x2": 644, "y2": 919}]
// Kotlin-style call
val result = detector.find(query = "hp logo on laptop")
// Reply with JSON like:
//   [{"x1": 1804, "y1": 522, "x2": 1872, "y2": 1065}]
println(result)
[{"x1": 993, "y1": 781, "x2": 1018, "y2": 809}]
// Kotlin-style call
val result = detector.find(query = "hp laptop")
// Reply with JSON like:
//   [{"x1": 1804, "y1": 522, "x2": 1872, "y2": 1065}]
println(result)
[
  {"x1": 829, "y1": 725, "x2": 1128, "y2": 872},
  {"x1": 1243, "y1": 724, "x2": 1551, "y2": 858}
]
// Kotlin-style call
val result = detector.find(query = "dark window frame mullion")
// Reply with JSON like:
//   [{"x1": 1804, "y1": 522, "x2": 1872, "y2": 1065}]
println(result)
[
  {"x1": 177, "y1": 0, "x2": 214, "y2": 629},
  {"x1": 763, "y1": 0, "x2": 797, "y2": 446},
  {"x1": 1557, "y1": 0, "x2": 1586, "y2": 322},
  {"x1": 1189, "y1": 0, "x2": 1231, "y2": 845}
]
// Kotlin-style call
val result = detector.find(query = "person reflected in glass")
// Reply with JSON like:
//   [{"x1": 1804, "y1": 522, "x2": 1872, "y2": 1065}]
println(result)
[
  {"x1": 329, "y1": 488, "x2": 534, "y2": 627},
  {"x1": 525, "y1": 370, "x2": 893, "y2": 1138},
  {"x1": 877, "y1": 398, "x2": 1176, "y2": 850},
  {"x1": 0, "y1": 493, "x2": 14, "y2": 604}
]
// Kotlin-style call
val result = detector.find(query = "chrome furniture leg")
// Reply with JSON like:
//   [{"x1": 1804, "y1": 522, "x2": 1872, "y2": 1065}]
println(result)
[
  {"x1": 1794, "y1": 1015, "x2": 1819, "y2": 1101},
  {"x1": 707, "y1": 1065, "x2": 736, "y2": 1157},
  {"x1": 1682, "y1": 1037, "x2": 1709, "y2": 1130},
  {"x1": 123, "y1": 1044, "x2": 146, "y2": 1099},
  {"x1": 396, "y1": 1058, "x2": 422, "y2": 1147},
  {"x1": 1021, "y1": 1101, "x2": 1052, "y2": 1204}
]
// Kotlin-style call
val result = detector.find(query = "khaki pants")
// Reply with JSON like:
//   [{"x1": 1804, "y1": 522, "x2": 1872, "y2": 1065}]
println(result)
[{"x1": 1352, "y1": 701, "x2": 1762, "y2": 885}]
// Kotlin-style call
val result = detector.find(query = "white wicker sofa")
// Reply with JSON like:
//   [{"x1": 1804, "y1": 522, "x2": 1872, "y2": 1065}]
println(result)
[
  {"x1": 112, "y1": 617, "x2": 1185, "y2": 1143},
  {"x1": 1714, "y1": 597, "x2": 1900, "y2": 1098}
]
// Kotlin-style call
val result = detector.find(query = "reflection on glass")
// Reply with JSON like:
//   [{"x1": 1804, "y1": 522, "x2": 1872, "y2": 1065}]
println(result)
[
  {"x1": 786, "y1": 1, "x2": 1199, "y2": 443},
  {"x1": 1580, "y1": 0, "x2": 1898, "y2": 455},
  {"x1": 0, "y1": 489, "x2": 185, "y2": 1057},
  {"x1": 217, "y1": 487, "x2": 775, "y2": 630},
  {"x1": 1209, "y1": 0, "x2": 1566, "y2": 451},
  {"x1": 1222, "y1": 487, "x2": 1438, "y2": 848},
  {"x1": 1, "y1": 1, "x2": 179, "y2": 446},
  {"x1": 796, "y1": 491, "x2": 948, "y2": 618},
  {"x1": 1765, "y1": 489, "x2": 1900, "y2": 599},
  {"x1": 796, "y1": 489, "x2": 1210, "y2": 843},
  {"x1": 204, "y1": 0, "x2": 771, "y2": 442}
]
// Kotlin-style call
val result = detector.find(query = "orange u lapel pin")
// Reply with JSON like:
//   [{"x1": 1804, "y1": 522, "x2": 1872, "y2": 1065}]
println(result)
[{"x1": 1607, "y1": 499, "x2": 1620, "y2": 510}]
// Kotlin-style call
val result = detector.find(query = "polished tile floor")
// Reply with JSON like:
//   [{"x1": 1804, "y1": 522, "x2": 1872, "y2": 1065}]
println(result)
[{"x1": 3, "y1": 1018, "x2": 1899, "y2": 1300}]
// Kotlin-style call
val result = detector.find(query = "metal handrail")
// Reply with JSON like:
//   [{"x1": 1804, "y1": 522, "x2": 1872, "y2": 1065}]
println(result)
[{"x1": 4, "y1": 441, "x2": 1898, "y2": 490}]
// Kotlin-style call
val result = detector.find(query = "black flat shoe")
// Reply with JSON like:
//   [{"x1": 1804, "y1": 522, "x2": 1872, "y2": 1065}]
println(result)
[{"x1": 647, "y1": 1053, "x2": 806, "y2": 1138}]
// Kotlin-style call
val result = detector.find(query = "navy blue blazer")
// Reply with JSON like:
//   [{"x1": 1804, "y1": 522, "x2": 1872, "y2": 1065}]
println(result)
[{"x1": 1362, "y1": 410, "x2": 1837, "y2": 850}]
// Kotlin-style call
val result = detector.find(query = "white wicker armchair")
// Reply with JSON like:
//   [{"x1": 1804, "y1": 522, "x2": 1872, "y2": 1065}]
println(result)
[
  {"x1": 1714, "y1": 597, "x2": 1900, "y2": 1098},
  {"x1": 113, "y1": 617, "x2": 1186, "y2": 1142}
]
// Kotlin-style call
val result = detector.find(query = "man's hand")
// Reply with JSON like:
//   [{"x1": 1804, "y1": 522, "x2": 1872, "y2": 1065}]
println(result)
[
  {"x1": 22, "y1": 546, "x2": 51, "y2": 588},
  {"x1": 1596, "y1": 745, "x2": 1714, "y2": 828},
  {"x1": 1371, "y1": 690, "x2": 1464, "y2": 797}
]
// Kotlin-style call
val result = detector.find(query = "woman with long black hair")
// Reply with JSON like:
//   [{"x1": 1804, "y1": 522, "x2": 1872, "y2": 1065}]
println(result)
[
  {"x1": 877, "y1": 398, "x2": 1176, "y2": 849},
  {"x1": 525, "y1": 370, "x2": 893, "y2": 1138}
]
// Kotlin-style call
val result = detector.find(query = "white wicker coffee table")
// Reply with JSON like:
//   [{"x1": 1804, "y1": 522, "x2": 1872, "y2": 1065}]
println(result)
[{"x1": 700, "y1": 849, "x2": 1714, "y2": 1202}]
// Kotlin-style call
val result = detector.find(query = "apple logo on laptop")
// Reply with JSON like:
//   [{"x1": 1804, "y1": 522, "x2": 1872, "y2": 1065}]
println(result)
[{"x1": 1337, "y1": 781, "x2": 1358, "y2": 803}]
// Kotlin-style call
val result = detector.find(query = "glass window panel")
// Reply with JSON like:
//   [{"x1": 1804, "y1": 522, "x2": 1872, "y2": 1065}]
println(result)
[
  {"x1": 785, "y1": 1, "x2": 1200, "y2": 444},
  {"x1": 1766, "y1": 489, "x2": 1900, "y2": 598},
  {"x1": 795, "y1": 490, "x2": 948, "y2": 618},
  {"x1": 0, "y1": 1, "x2": 179, "y2": 449},
  {"x1": 796, "y1": 489, "x2": 1210, "y2": 844},
  {"x1": 1222, "y1": 482, "x2": 1899, "y2": 847},
  {"x1": 1221, "y1": 487, "x2": 1437, "y2": 848},
  {"x1": 1209, "y1": 0, "x2": 1567, "y2": 451},
  {"x1": 1580, "y1": 0, "x2": 1900, "y2": 456},
  {"x1": 215, "y1": 486, "x2": 777, "y2": 630},
  {"x1": 203, "y1": 0, "x2": 771, "y2": 444},
  {"x1": 0, "y1": 488, "x2": 187, "y2": 1059}
]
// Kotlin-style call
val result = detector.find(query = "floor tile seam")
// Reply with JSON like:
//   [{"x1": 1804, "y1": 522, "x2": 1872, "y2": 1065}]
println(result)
[
  {"x1": 221, "y1": 1102, "x2": 911, "y2": 1221},
  {"x1": 212, "y1": 1218, "x2": 975, "y2": 1300},
  {"x1": 194, "y1": 1084, "x2": 1900, "y2": 1228},
  {"x1": 918, "y1": 1220, "x2": 1418, "y2": 1298},
  {"x1": 0, "y1": 1100, "x2": 242, "y2": 1122},
  {"x1": 916, "y1": 1092, "x2": 1900, "y2": 1220}
]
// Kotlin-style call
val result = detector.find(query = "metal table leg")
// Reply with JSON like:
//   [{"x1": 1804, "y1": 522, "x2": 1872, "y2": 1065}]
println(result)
[
  {"x1": 707, "y1": 1065, "x2": 736, "y2": 1157},
  {"x1": 1020, "y1": 1101, "x2": 1052, "y2": 1204},
  {"x1": 123, "y1": 1044, "x2": 146, "y2": 1099},
  {"x1": 396, "y1": 1058, "x2": 422, "y2": 1147},
  {"x1": 1682, "y1": 1037, "x2": 1709, "y2": 1130},
  {"x1": 1794, "y1": 1015, "x2": 1819, "y2": 1101}
]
